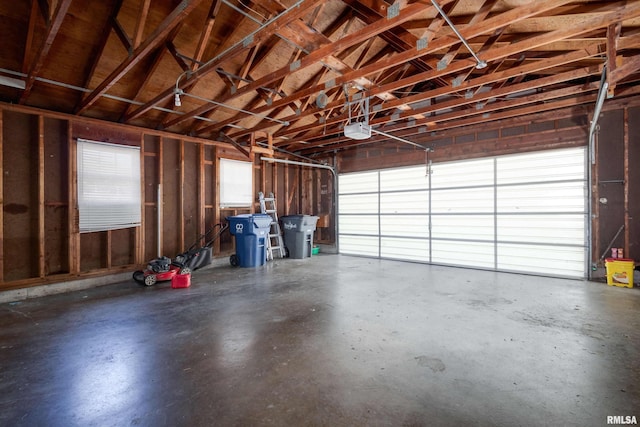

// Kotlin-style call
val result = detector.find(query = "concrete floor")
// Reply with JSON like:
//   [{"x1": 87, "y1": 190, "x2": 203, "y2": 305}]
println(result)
[{"x1": 0, "y1": 254, "x2": 638, "y2": 426}]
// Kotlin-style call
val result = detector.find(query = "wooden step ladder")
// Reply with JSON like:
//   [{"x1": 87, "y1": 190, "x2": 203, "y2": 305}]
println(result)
[{"x1": 258, "y1": 191, "x2": 286, "y2": 260}]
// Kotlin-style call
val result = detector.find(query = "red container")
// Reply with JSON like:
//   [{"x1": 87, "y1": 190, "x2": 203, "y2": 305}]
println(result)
[{"x1": 171, "y1": 273, "x2": 191, "y2": 289}]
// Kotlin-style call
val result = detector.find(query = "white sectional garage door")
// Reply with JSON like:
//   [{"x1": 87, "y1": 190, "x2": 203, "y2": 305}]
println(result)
[{"x1": 338, "y1": 147, "x2": 587, "y2": 278}]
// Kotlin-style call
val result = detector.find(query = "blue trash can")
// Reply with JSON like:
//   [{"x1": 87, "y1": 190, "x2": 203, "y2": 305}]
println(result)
[{"x1": 227, "y1": 214, "x2": 272, "y2": 267}]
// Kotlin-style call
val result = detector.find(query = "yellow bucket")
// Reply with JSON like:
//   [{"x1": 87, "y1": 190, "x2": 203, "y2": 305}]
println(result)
[{"x1": 605, "y1": 258, "x2": 635, "y2": 289}]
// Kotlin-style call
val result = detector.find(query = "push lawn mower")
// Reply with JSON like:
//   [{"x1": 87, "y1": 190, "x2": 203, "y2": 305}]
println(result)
[
  {"x1": 133, "y1": 223, "x2": 229, "y2": 286},
  {"x1": 132, "y1": 256, "x2": 188, "y2": 287}
]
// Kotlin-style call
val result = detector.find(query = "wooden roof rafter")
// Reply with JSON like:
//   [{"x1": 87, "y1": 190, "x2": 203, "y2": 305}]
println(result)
[
  {"x1": 272, "y1": 42, "x2": 606, "y2": 143},
  {"x1": 75, "y1": 0, "x2": 206, "y2": 115},
  {"x1": 19, "y1": 0, "x2": 72, "y2": 103},
  {"x1": 169, "y1": 0, "x2": 452, "y2": 130},
  {"x1": 122, "y1": 0, "x2": 326, "y2": 123},
  {"x1": 273, "y1": 0, "x2": 640, "y2": 144},
  {"x1": 199, "y1": 0, "x2": 578, "y2": 138}
]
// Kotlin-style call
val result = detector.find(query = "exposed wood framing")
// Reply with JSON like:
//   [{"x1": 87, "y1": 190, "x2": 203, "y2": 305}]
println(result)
[
  {"x1": 179, "y1": 139, "x2": 185, "y2": 251},
  {"x1": 111, "y1": 15, "x2": 133, "y2": 53},
  {"x1": 0, "y1": 110, "x2": 3, "y2": 281},
  {"x1": 81, "y1": 0, "x2": 125, "y2": 94},
  {"x1": 173, "y1": 0, "x2": 448, "y2": 130},
  {"x1": 137, "y1": 134, "x2": 144, "y2": 265},
  {"x1": 204, "y1": 0, "x2": 578, "y2": 137},
  {"x1": 124, "y1": 0, "x2": 326, "y2": 122},
  {"x1": 68, "y1": 121, "x2": 79, "y2": 274},
  {"x1": 22, "y1": 0, "x2": 40, "y2": 74},
  {"x1": 133, "y1": 0, "x2": 152, "y2": 49},
  {"x1": 607, "y1": 22, "x2": 621, "y2": 97},
  {"x1": 38, "y1": 116, "x2": 45, "y2": 277},
  {"x1": 197, "y1": 144, "x2": 203, "y2": 238},
  {"x1": 20, "y1": 0, "x2": 73, "y2": 103},
  {"x1": 107, "y1": 230, "x2": 112, "y2": 268},
  {"x1": 192, "y1": 0, "x2": 222, "y2": 71},
  {"x1": 624, "y1": 107, "x2": 629, "y2": 257},
  {"x1": 76, "y1": 0, "x2": 205, "y2": 114},
  {"x1": 158, "y1": 137, "x2": 164, "y2": 257}
]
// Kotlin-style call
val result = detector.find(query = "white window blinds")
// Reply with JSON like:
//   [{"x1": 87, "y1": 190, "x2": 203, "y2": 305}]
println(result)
[
  {"x1": 219, "y1": 158, "x2": 253, "y2": 207},
  {"x1": 77, "y1": 139, "x2": 141, "y2": 233}
]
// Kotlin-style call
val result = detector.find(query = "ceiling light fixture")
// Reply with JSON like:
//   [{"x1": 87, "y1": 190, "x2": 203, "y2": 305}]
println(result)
[{"x1": 430, "y1": 0, "x2": 488, "y2": 70}]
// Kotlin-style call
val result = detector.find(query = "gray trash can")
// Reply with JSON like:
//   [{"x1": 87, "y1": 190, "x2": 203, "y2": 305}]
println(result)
[{"x1": 280, "y1": 215, "x2": 319, "y2": 259}]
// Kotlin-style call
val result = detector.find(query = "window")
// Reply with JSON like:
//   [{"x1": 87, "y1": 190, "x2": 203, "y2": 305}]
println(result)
[
  {"x1": 77, "y1": 139, "x2": 141, "y2": 233},
  {"x1": 219, "y1": 158, "x2": 253, "y2": 207}
]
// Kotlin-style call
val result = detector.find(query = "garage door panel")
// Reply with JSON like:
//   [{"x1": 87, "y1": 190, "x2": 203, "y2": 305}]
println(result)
[
  {"x1": 432, "y1": 187, "x2": 494, "y2": 213},
  {"x1": 497, "y1": 243, "x2": 584, "y2": 277},
  {"x1": 431, "y1": 215, "x2": 494, "y2": 240},
  {"x1": 497, "y1": 182, "x2": 585, "y2": 213},
  {"x1": 381, "y1": 215, "x2": 429, "y2": 238},
  {"x1": 380, "y1": 166, "x2": 429, "y2": 191},
  {"x1": 431, "y1": 158, "x2": 494, "y2": 188},
  {"x1": 339, "y1": 193, "x2": 378, "y2": 214},
  {"x1": 497, "y1": 214, "x2": 585, "y2": 245},
  {"x1": 339, "y1": 215, "x2": 379, "y2": 235},
  {"x1": 380, "y1": 191, "x2": 429, "y2": 214},
  {"x1": 339, "y1": 235, "x2": 379, "y2": 257},
  {"x1": 339, "y1": 171, "x2": 378, "y2": 193},
  {"x1": 497, "y1": 148, "x2": 585, "y2": 184},
  {"x1": 432, "y1": 240, "x2": 495, "y2": 268},
  {"x1": 381, "y1": 237, "x2": 429, "y2": 262}
]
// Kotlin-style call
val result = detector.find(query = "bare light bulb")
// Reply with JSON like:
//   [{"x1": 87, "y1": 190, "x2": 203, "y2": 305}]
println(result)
[{"x1": 174, "y1": 93, "x2": 181, "y2": 107}]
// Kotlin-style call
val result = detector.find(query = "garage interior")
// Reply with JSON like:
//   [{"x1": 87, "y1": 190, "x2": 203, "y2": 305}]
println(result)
[{"x1": 0, "y1": 0, "x2": 639, "y2": 425}]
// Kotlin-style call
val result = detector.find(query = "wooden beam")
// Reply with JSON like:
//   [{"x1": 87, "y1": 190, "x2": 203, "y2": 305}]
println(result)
[
  {"x1": 609, "y1": 54, "x2": 640, "y2": 87},
  {"x1": 623, "y1": 107, "x2": 629, "y2": 257},
  {"x1": 123, "y1": 0, "x2": 326, "y2": 123},
  {"x1": 170, "y1": 0, "x2": 446, "y2": 129},
  {"x1": 111, "y1": 16, "x2": 133, "y2": 54},
  {"x1": 192, "y1": 0, "x2": 223, "y2": 71},
  {"x1": 198, "y1": 144, "x2": 205, "y2": 241},
  {"x1": 179, "y1": 140, "x2": 185, "y2": 252},
  {"x1": 276, "y1": 63, "x2": 604, "y2": 141},
  {"x1": 36, "y1": 0, "x2": 50, "y2": 25},
  {"x1": 80, "y1": 0, "x2": 124, "y2": 97},
  {"x1": 106, "y1": 230, "x2": 112, "y2": 268},
  {"x1": 158, "y1": 137, "x2": 164, "y2": 256},
  {"x1": 0, "y1": 110, "x2": 3, "y2": 282},
  {"x1": 38, "y1": 116, "x2": 45, "y2": 277},
  {"x1": 607, "y1": 22, "x2": 621, "y2": 97},
  {"x1": 203, "y1": 0, "x2": 584, "y2": 136},
  {"x1": 22, "y1": 0, "x2": 40, "y2": 74},
  {"x1": 68, "y1": 121, "x2": 79, "y2": 274},
  {"x1": 218, "y1": 133, "x2": 250, "y2": 159},
  {"x1": 20, "y1": 0, "x2": 73, "y2": 103},
  {"x1": 137, "y1": 134, "x2": 145, "y2": 265},
  {"x1": 133, "y1": 0, "x2": 152, "y2": 49},
  {"x1": 76, "y1": 0, "x2": 205, "y2": 114}
]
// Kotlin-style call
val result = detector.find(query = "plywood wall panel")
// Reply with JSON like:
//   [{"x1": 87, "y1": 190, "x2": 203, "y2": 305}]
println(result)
[
  {"x1": 2, "y1": 111, "x2": 39, "y2": 281},
  {"x1": 44, "y1": 117, "x2": 69, "y2": 276},
  {"x1": 111, "y1": 228, "x2": 135, "y2": 267},
  {"x1": 183, "y1": 142, "x2": 198, "y2": 249},
  {"x1": 162, "y1": 138, "x2": 180, "y2": 257},
  {"x1": 627, "y1": 106, "x2": 640, "y2": 259},
  {"x1": 80, "y1": 232, "x2": 106, "y2": 271},
  {"x1": 597, "y1": 109, "x2": 625, "y2": 255}
]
